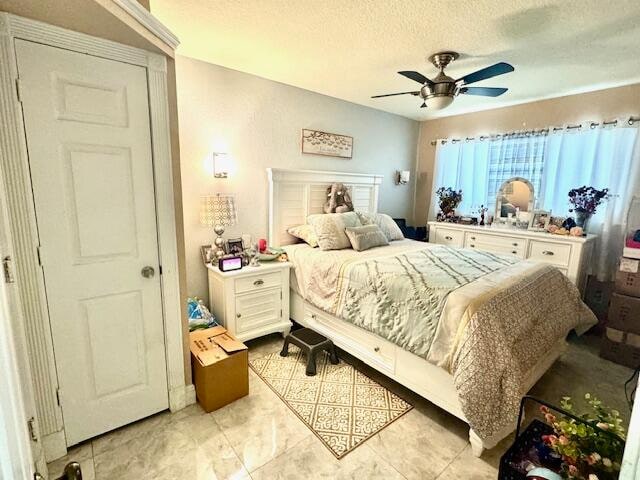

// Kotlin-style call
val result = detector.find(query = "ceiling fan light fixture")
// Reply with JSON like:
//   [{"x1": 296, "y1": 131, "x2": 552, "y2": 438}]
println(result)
[{"x1": 427, "y1": 95, "x2": 454, "y2": 110}]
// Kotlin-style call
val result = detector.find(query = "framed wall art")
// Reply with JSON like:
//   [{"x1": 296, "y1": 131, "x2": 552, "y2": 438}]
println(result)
[{"x1": 302, "y1": 129, "x2": 353, "y2": 158}]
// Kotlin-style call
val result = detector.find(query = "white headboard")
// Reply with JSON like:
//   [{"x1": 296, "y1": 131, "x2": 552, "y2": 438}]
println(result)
[{"x1": 268, "y1": 168, "x2": 383, "y2": 246}]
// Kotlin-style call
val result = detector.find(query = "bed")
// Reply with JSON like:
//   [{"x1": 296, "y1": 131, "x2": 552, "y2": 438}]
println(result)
[{"x1": 267, "y1": 167, "x2": 596, "y2": 456}]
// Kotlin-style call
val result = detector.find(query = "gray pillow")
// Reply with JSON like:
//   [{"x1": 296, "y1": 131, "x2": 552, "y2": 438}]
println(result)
[
  {"x1": 344, "y1": 225, "x2": 389, "y2": 252},
  {"x1": 307, "y1": 211, "x2": 362, "y2": 250},
  {"x1": 356, "y1": 212, "x2": 404, "y2": 241}
]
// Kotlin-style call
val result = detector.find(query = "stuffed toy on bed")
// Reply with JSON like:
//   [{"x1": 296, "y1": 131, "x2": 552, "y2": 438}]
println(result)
[{"x1": 323, "y1": 182, "x2": 354, "y2": 213}]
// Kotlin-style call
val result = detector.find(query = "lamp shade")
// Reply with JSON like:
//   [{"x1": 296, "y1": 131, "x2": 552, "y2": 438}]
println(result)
[{"x1": 200, "y1": 194, "x2": 237, "y2": 227}]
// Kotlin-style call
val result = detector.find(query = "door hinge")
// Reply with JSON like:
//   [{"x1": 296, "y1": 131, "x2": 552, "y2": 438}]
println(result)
[
  {"x1": 27, "y1": 416, "x2": 38, "y2": 442},
  {"x1": 55, "y1": 388, "x2": 61, "y2": 407},
  {"x1": 2, "y1": 256, "x2": 14, "y2": 283},
  {"x1": 159, "y1": 265, "x2": 163, "y2": 275},
  {"x1": 36, "y1": 246, "x2": 43, "y2": 267},
  {"x1": 280, "y1": 309, "x2": 283, "y2": 318},
  {"x1": 15, "y1": 77, "x2": 23, "y2": 102}
]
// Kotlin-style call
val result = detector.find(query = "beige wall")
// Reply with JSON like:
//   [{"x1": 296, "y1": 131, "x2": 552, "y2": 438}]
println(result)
[
  {"x1": 176, "y1": 55, "x2": 420, "y2": 303},
  {"x1": 415, "y1": 83, "x2": 640, "y2": 223}
]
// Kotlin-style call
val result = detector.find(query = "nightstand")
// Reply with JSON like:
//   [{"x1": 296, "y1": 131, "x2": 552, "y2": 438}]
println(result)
[{"x1": 206, "y1": 261, "x2": 292, "y2": 342}]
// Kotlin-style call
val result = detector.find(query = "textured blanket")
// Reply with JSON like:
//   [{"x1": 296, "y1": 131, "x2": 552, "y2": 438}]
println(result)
[{"x1": 450, "y1": 264, "x2": 596, "y2": 443}]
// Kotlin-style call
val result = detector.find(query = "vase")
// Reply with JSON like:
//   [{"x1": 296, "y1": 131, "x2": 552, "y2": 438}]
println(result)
[{"x1": 574, "y1": 210, "x2": 591, "y2": 231}]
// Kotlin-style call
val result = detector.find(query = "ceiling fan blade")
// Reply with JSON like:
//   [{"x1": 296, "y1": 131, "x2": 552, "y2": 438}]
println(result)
[
  {"x1": 398, "y1": 71, "x2": 434, "y2": 86},
  {"x1": 457, "y1": 62, "x2": 514, "y2": 85},
  {"x1": 371, "y1": 91, "x2": 420, "y2": 98},
  {"x1": 460, "y1": 87, "x2": 508, "y2": 97}
]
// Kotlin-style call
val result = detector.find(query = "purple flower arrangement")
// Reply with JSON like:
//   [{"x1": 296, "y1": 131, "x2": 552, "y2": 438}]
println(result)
[
  {"x1": 568, "y1": 186, "x2": 609, "y2": 215},
  {"x1": 436, "y1": 187, "x2": 463, "y2": 218}
]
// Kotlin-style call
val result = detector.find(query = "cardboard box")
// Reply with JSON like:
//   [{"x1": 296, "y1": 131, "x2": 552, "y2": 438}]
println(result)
[
  {"x1": 600, "y1": 328, "x2": 640, "y2": 368},
  {"x1": 615, "y1": 258, "x2": 640, "y2": 298},
  {"x1": 190, "y1": 326, "x2": 248, "y2": 412},
  {"x1": 583, "y1": 276, "x2": 614, "y2": 329},
  {"x1": 607, "y1": 292, "x2": 640, "y2": 335}
]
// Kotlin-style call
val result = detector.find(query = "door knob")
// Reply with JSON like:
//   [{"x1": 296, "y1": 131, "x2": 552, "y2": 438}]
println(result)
[{"x1": 141, "y1": 266, "x2": 155, "y2": 278}]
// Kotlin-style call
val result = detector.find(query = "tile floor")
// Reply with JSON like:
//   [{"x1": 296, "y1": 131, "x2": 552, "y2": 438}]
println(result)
[{"x1": 47, "y1": 333, "x2": 634, "y2": 480}]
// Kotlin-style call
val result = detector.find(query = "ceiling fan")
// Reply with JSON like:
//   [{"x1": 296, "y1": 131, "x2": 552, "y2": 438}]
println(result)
[{"x1": 372, "y1": 51, "x2": 514, "y2": 110}]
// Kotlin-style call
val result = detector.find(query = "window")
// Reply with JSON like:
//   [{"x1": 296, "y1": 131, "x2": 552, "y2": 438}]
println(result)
[{"x1": 486, "y1": 136, "x2": 546, "y2": 211}]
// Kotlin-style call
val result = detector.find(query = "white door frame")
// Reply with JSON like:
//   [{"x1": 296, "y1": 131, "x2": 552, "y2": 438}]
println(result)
[{"x1": 0, "y1": 13, "x2": 193, "y2": 460}]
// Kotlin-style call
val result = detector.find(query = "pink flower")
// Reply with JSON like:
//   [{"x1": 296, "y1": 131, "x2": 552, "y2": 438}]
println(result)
[
  {"x1": 568, "y1": 465, "x2": 579, "y2": 476},
  {"x1": 559, "y1": 435, "x2": 570, "y2": 445},
  {"x1": 588, "y1": 474, "x2": 599, "y2": 480},
  {"x1": 547, "y1": 435, "x2": 559, "y2": 446},
  {"x1": 545, "y1": 413, "x2": 557, "y2": 424},
  {"x1": 540, "y1": 406, "x2": 550, "y2": 414},
  {"x1": 596, "y1": 422, "x2": 609, "y2": 430},
  {"x1": 602, "y1": 458, "x2": 612, "y2": 468}
]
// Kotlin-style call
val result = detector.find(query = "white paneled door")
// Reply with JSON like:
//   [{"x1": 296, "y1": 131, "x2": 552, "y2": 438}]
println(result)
[{"x1": 15, "y1": 39, "x2": 168, "y2": 445}]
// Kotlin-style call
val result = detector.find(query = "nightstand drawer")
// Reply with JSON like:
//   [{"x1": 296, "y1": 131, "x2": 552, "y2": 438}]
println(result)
[
  {"x1": 235, "y1": 288, "x2": 282, "y2": 334},
  {"x1": 235, "y1": 271, "x2": 281, "y2": 294},
  {"x1": 528, "y1": 241, "x2": 572, "y2": 266}
]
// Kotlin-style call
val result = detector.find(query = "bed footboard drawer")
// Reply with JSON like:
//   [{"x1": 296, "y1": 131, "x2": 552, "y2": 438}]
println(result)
[{"x1": 304, "y1": 307, "x2": 396, "y2": 375}]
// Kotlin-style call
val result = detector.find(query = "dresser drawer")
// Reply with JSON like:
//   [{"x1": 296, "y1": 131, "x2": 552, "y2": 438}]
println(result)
[
  {"x1": 465, "y1": 232, "x2": 526, "y2": 258},
  {"x1": 432, "y1": 227, "x2": 464, "y2": 248},
  {"x1": 305, "y1": 308, "x2": 395, "y2": 375},
  {"x1": 528, "y1": 241, "x2": 572, "y2": 266},
  {"x1": 235, "y1": 288, "x2": 282, "y2": 334},
  {"x1": 235, "y1": 271, "x2": 281, "y2": 294}
]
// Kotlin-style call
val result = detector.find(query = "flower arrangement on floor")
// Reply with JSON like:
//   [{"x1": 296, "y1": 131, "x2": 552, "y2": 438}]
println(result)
[
  {"x1": 568, "y1": 186, "x2": 609, "y2": 230},
  {"x1": 540, "y1": 393, "x2": 625, "y2": 480},
  {"x1": 436, "y1": 187, "x2": 463, "y2": 221}
]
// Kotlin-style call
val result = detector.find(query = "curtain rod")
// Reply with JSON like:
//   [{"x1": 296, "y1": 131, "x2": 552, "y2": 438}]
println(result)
[{"x1": 429, "y1": 115, "x2": 640, "y2": 146}]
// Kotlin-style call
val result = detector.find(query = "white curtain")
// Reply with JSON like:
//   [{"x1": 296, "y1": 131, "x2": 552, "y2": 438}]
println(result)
[
  {"x1": 539, "y1": 126, "x2": 640, "y2": 280},
  {"x1": 429, "y1": 140, "x2": 490, "y2": 219}
]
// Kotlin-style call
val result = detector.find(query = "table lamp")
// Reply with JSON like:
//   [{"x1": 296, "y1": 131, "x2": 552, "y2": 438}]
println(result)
[{"x1": 200, "y1": 194, "x2": 237, "y2": 259}]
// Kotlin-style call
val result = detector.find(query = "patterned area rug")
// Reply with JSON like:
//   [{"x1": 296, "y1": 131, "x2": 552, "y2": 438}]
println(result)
[{"x1": 249, "y1": 344, "x2": 413, "y2": 458}]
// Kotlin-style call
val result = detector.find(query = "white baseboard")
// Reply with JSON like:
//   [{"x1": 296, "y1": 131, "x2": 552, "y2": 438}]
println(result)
[
  {"x1": 43, "y1": 430, "x2": 67, "y2": 462},
  {"x1": 168, "y1": 383, "x2": 196, "y2": 412}
]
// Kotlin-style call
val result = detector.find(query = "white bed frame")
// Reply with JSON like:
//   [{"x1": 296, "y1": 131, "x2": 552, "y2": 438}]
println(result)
[{"x1": 267, "y1": 167, "x2": 566, "y2": 456}]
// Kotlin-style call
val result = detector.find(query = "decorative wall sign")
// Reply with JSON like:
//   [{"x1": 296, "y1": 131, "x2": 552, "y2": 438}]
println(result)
[{"x1": 302, "y1": 129, "x2": 353, "y2": 158}]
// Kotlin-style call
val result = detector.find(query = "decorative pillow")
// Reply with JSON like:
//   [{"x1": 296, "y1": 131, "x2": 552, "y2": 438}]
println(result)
[
  {"x1": 307, "y1": 211, "x2": 362, "y2": 251},
  {"x1": 287, "y1": 224, "x2": 319, "y2": 247},
  {"x1": 356, "y1": 212, "x2": 404, "y2": 241},
  {"x1": 344, "y1": 225, "x2": 389, "y2": 252}
]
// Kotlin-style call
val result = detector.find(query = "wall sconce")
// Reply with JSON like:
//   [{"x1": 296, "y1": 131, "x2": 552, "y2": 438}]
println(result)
[
  {"x1": 396, "y1": 170, "x2": 410, "y2": 185},
  {"x1": 212, "y1": 152, "x2": 231, "y2": 178}
]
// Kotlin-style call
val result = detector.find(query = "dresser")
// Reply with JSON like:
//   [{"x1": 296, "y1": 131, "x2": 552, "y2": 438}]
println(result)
[
  {"x1": 207, "y1": 262, "x2": 292, "y2": 342},
  {"x1": 428, "y1": 222, "x2": 596, "y2": 295}
]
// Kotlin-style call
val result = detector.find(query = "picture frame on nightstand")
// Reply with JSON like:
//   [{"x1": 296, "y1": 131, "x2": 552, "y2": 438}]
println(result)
[
  {"x1": 226, "y1": 238, "x2": 244, "y2": 255},
  {"x1": 201, "y1": 245, "x2": 213, "y2": 265}
]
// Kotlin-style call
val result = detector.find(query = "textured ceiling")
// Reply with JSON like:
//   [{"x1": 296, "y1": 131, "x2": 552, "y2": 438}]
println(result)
[{"x1": 150, "y1": 0, "x2": 640, "y2": 121}]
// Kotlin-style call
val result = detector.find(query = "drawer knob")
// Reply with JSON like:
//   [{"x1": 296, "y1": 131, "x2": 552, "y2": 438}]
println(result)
[
  {"x1": 542, "y1": 250, "x2": 554, "y2": 256},
  {"x1": 470, "y1": 236, "x2": 476, "y2": 240},
  {"x1": 236, "y1": 313, "x2": 241, "y2": 318},
  {"x1": 512, "y1": 242, "x2": 518, "y2": 247},
  {"x1": 511, "y1": 250, "x2": 517, "y2": 254},
  {"x1": 374, "y1": 346, "x2": 380, "y2": 352},
  {"x1": 311, "y1": 313, "x2": 316, "y2": 320},
  {"x1": 470, "y1": 244, "x2": 475, "y2": 248},
  {"x1": 445, "y1": 236, "x2": 453, "y2": 240},
  {"x1": 253, "y1": 279, "x2": 264, "y2": 286}
]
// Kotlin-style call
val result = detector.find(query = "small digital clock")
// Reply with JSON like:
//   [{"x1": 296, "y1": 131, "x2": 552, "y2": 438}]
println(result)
[{"x1": 218, "y1": 255, "x2": 243, "y2": 272}]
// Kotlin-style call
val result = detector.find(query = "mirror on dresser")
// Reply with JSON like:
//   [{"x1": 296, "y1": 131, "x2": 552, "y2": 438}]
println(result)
[{"x1": 495, "y1": 177, "x2": 535, "y2": 223}]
